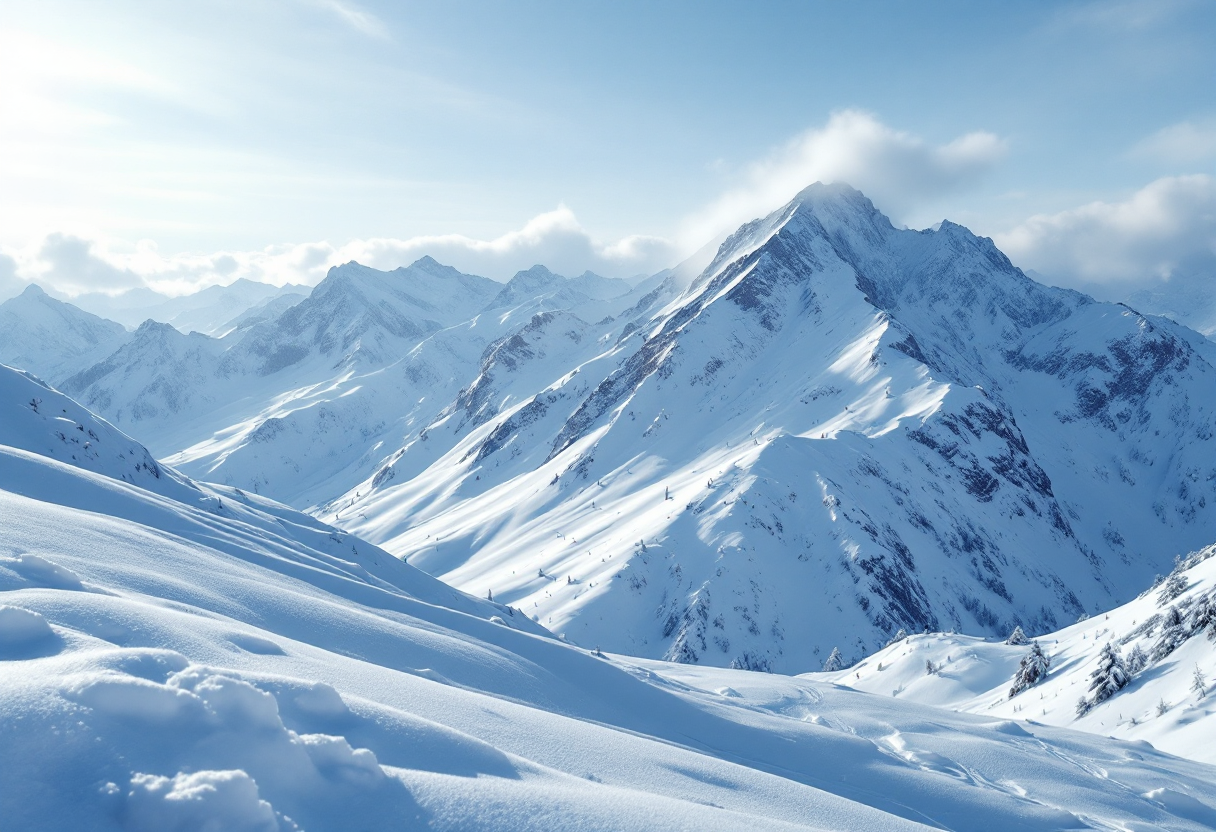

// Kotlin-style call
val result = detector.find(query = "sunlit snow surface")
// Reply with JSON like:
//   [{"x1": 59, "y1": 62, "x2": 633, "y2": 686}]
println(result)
[
  {"x1": 4, "y1": 363, "x2": 1216, "y2": 830},
  {"x1": 817, "y1": 547, "x2": 1216, "y2": 768}
]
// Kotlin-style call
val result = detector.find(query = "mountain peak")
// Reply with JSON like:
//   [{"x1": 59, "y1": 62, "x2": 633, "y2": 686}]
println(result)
[
  {"x1": 19, "y1": 283, "x2": 47, "y2": 298},
  {"x1": 511, "y1": 264, "x2": 561, "y2": 282}
]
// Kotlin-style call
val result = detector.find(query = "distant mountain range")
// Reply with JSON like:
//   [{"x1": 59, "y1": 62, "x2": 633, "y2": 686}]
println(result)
[{"x1": 66, "y1": 277, "x2": 308, "y2": 335}]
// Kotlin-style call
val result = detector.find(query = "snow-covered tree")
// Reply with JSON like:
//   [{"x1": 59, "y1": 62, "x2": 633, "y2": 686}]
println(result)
[
  {"x1": 1193, "y1": 665, "x2": 1208, "y2": 699},
  {"x1": 885, "y1": 628, "x2": 908, "y2": 647},
  {"x1": 1188, "y1": 593, "x2": 1216, "y2": 640},
  {"x1": 1125, "y1": 643, "x2": 1147, "y2": 675},
  {"x1": 925, "y1": 659, "x2": 939, "y2": 676},
  {"x1": 1151, "y1": 606, "x2": 1187, "y2": 662},
  {"x1": 1005, "y1": 625, "x2": 1028, "y2": 646},
  {"x1": 1009, "y1": 641, "x2": 1050, "y2": 697},
  {"x1": 1075, "y1": 696, "x2": 1092, "y2": 717},
  {"x1": 1087, "y1": 642, "x2": 1129, "y2": 707},
  {"x1": 1157, "y1": 573, "x2": 1189, "y2": 606},
  {"x1": 822, "y1": 647, "x2": 844, "y2": 672}
]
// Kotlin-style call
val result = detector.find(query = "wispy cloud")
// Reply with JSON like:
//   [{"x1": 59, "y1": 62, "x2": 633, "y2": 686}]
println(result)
[
  {"x1": 1045, "y1": 0, "x2": 1194, "y2": 33},
  {"x1": 1131, "y1": 118, "x2": 1216, "y2": 164},
  {"x1": 678, "y1": 110, "x2": 1007, "y2": 247},
  {"x1": 304, "y1": 0, "x2": 390, "y2": 40},
  {"x1": 0, "y1": 29, "x2": 177, "y2": 137}
]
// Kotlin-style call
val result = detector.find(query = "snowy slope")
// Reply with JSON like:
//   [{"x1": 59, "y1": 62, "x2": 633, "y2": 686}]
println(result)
[
  {"x1": 0, "y1": 285, "x2": 130, "y2": 384},
  {"x1": 815, "y1": 544, "x2": 1216, "y2": 766},
  {"x1": 327, "y1": 184, "x2": 1216, "y2": 675},
  {"x1": 5, "y1": 365, "x2": 1216, "y2": 831}
]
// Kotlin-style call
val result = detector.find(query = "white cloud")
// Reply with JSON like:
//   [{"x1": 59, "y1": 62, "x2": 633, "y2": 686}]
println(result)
[
  {"x1": 1, "y1": 206, "x2": 681, "y2": 300},
  {"x1": 679, "y1": 109, "x2": 1007, "y2": 247},
  {"x1": 1132, "y1": 118, "x2": 1216, "y2": 164},
  {"x1": 995, "y1": 174, "x2": 1216, "y2": 286},
  {"x1": 340, "y1": 207, "x2": 676, "y2": 282}
]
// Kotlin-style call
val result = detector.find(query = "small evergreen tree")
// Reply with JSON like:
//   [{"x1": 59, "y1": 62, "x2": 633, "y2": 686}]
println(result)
[
  {"x1": 1009, "y1": 640, "x2": 1051, "y2": 697},
  {"x1": 925, "y1": 659, "x2": 939, "y2": 675},
  {"x1": 885, "y1": 628, "x2": 908, "y2": 647},
  {"x1": 1125, "y1": 643, "x2": 1147, "y2": 675},
  {"x1": 1193, "y1": 665, "x2": 1207, "y2": 699},
  {"x1": 1188, "y1": 593, "x2": 1216, "y2": 640},
  {"x1": 1076, "y1": 696, "x2": 1092, "y2": 717},
  {"x1": 1157, "y1": 573, "x2": 1189, "y2": 606},
  {"x1": 1087, "y1": 642, "x2": 1129, "y2": 707},
  {"x1": 822, "y1": 647, "x2": 844, "y2": 672},
  {"x1": 1151, "y1": 606, "x2": 1187, "y2": 662},
  {"x1": 1005, "y1": 625, "x2": 1029, "y2": 646}
]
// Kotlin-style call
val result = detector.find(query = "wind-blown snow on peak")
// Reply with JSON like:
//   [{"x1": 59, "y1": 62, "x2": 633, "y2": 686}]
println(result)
[{"x1": 330, "y1": 183, "x2": 1216, "y2": 674}]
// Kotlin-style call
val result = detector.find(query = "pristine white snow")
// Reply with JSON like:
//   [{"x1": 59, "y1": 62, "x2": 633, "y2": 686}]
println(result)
[
  {"x1": 816, "y1": 545, "x2": 1216, "y2": 766},
  {"x1": 5, "y1": 362, "x2": 1216, "y2": 831}
]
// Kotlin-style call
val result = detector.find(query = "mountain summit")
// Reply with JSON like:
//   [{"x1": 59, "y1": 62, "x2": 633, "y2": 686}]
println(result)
[{"x1": 326, "y1": 183, "x2": 1216, "y2": 673}]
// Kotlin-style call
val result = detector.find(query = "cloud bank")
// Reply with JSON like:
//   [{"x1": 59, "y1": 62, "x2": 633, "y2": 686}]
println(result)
[
  {"x1": 995, "y1": 174, "x2": 1216, "y2": 288},
  {"x1": 1, "y1": 206, "x2": 681, "y2": 300}
]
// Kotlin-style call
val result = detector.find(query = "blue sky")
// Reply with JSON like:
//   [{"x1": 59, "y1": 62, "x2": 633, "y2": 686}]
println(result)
[{"x1": 1, "y1": 0, "x2": 1213, "y2": 295}]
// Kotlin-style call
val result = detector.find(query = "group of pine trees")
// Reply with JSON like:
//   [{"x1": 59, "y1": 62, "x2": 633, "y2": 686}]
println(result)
[
  {"x1": 818, "y1": 581, "x2": 1214, "y2": 714},
  {"x1": 1072, "y1": 586, "x2": 1216, "y2": 716}
]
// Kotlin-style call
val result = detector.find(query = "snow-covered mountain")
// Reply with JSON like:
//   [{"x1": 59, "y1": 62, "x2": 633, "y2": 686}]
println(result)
[
  {"x1": 54, "y1": 257, "x2": 662, "y2": 510},
  {"x1": 5, "y1": 362, "x2": 1216, "y2": 831},
  {"x1": 817, "y1": 543, "x2": 1216, "y2": 767},
  {"x1": 321, "y1": 184, "x2": 1216, "y2": 675},
  {"x1": 0, "y1": 285, "x2": 129, "y2": 384},
  {"x1": 69, "y1": 278, "x2": 307, "y2": 336},
  {"x1": 217, "y1": 291, "x2": 308, "y2": 336}
]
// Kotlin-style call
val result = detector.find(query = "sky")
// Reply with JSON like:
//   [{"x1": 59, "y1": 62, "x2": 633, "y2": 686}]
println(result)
[{"x1": 0, "y1": 0, "x2": 1213, "y2": 298}]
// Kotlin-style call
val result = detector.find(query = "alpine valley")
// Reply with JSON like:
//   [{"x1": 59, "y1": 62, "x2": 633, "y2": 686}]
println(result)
[{"x1": 6, "y1": 183, "x2": 1216, "y2": 830}]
